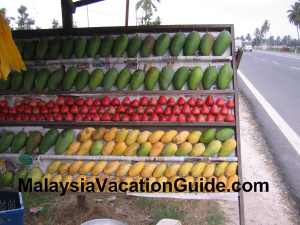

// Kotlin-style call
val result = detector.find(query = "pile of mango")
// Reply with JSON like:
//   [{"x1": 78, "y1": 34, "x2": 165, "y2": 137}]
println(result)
[
  {"x1": 0, "y1": 127, "x2": 236, "y2": 157},
  {"x1": 0, "y1": 63, "x2": 233, "y2": 92},
  {"x1": 16, "y1": 31, "x2": 231, "y2": 60}
]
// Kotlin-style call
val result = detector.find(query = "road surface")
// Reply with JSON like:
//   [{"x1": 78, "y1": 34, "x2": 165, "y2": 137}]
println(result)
[{"x1": 238, "y1": 50, "x2": 300, "y2": 205}]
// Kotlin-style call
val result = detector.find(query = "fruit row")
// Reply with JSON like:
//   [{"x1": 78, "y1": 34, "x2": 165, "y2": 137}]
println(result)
[
  {"x1": 1, "y1": 166, "x2": 238, "y2": 192},
  {"x1": 0, "y1": 95, "x2": 235, "y2": 123},
  {"x1": 0, "y1": 127, "x2": 236, "y2": 157},
  {"x1": 17, "y1": 31, "x2": 232, "y2": 60},
  {"x1": 46, "y1": 160, "x2": 237, "y2": 178},
  {"x1": 0, "y1": 64, "x2": 233, "y2": 92}
]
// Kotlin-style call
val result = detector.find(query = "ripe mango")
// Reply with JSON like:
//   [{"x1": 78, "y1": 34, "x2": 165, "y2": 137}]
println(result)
[
  {"x1": 162, "y1": 143, "x2": 178, "y2": 156},
  {"x1": 202, "y1": 163, "x2": 216, "y2": 178},
  {"x1": 203, "y1": 140, "x2": 222, "y2": 157},
  {"x1": 138, "y1": 142, "x2": 152, "y2": 156},
  {"x1": 191, "y1": 162, "x2": 206, "y2": 177},
  {"x1": 104, "y1": 127, "x2": 118, "y2": 142},
  {"x1": 69, "y1": 161, "x2": 84, "y2": 175},
  {"x1": 225, "y1": 162, "x2": 238, "y2": 177},
  {"x1": 126, "y1": 129, "x2": 140, "y2": 145},
  {"x1": 27, "y1": 167, "x2": 43, "y2": 184},
  {"x1": 187, "y1": 131, "x2": 202, "y2": 144},
  {"x1": 178, "y1": 162, "x2": 193, "y2": 177},
  {"x1": 116, "y1": 163, "x2": 131, "y2": 177},
  {"x1": 115, "y1": 128, "x2": 129, "y2": 143},
  {"x1": 227, "y1": 175, "x2": 238, "y2": 191},
  {"x1": 160, "y1": 130, "x2": 178, "y2": 144},
  {"x1": 47, "y1": 160, "x2": 62, "y2": 174},
  {"x1": 65, "y1": 141, "x2": 81, "y2": 155},
  {"x1": 103, "y1": 161, "x2": 120, "y2": 175},
  {"x1": 77, "y1": 140, "x2": 93, "y2": 155},
  {"x1": 218, "y1": 138, "x2": 237, "y2": 156},
  {"x1": 149, "y1": 142, "x2": 164, "y2": 156},
  {"x1": 92, "y1": 128, "x2": 107, "y2": 140},
  {"x1": 176, "y1": 142, "x2": 192, "y2": 156},
  {"x1": 112, "y1": 142, "x2": 127, "y2": 155},
  {"x1": 173, "y1": 130, "x2": 190, "y2": 144},
  {"x1": 102, "y1": 141, "x2": 116, "y2": 155},
  {"x1": 137, "y1": 130, "x2": 152, "y2": 144},
  {"x1": 218, "y1": 175, "x2": 228, "y2": 188},
  {"x1": 141, "y1": 163, "x2": 157, "y2": 178},
  {"x1": 91, "y1": 161, "x2": 107, "y2": 176},
  {"x1": 128, "y1": 162, "x2": 145, "y2": 177},
  {"x1": 153, "y1": 163, "x2": 167, "y2": 178},
  {"x1": 190, "y1": 143, "x2": 205, "y2": 156},
  {"x1": 79, "y1": 161, "x2": 96, "y2": 175},
  {"x1": 58, "y1": 162, "x2": 71, "y2": 175},
  {"x1": 214, "y1": 162, "x2": 229, "y2": 177},
  {"x1": 124, "y1": 143, "x2": 140, "y2": 156},
  {"x1": 164, "y1": 164, "x2": 181, "y2": 178},
  {"x1": 148, "y1": 130, "x2": 165, "y2": 143}
]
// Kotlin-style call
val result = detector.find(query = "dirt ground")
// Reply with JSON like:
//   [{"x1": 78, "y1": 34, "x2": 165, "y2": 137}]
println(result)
[{"x1": 23, "y1": 94, "x2": 300, "y2": 225}]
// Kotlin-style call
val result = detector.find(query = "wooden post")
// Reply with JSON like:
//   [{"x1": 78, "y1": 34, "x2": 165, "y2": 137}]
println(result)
[{"x1": 125, "y1": 0, "x2": 130, "y2": 27}]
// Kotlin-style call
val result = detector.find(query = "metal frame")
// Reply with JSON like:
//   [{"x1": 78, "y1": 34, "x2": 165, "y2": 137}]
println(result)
[{"x1": 6, "y1": 24, "x2": 244, "y2": 225}]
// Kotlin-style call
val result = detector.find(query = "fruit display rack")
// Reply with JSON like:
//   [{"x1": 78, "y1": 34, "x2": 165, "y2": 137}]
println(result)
[{"x1": 0, "y1": 25, "x2": 244, "y2": 224}]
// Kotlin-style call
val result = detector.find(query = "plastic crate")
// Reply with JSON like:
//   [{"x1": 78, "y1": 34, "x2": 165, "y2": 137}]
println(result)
[{"x1": 0, "y1": 192, "x2": 24, "y2": 225}]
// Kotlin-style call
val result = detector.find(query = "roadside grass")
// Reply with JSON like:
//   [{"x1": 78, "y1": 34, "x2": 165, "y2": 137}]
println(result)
[{"x1": 207, "y1": 202, "x2": 226, "y2": 225}]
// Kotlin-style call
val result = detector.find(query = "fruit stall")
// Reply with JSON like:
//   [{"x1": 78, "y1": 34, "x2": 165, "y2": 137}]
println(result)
[{"x1": 0, "y1": 23, "x2": 244, "y2": 224}]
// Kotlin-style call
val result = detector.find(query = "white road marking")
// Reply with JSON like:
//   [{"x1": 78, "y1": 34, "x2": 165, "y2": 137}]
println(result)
[
  {"x1": 271, "y1": 60, "x2": 279, "y2": 65},
  {"x1": 290, "y1": 66, "x2": 300, "y2": 71},
  {"x1": 238, "y1": 70, "x2": 300, "y2": 156},
  {"x1": 255, "y1": 50, "x2": 300, "y2": 60}
]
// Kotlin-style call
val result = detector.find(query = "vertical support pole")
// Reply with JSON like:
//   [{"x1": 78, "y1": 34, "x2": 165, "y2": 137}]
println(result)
[
  {"x1": 125, "y1": 0, "x2": 130, "y2": 26},
  {"x1": 61, "y1": 0, "x2": 73, "y2": 31}
]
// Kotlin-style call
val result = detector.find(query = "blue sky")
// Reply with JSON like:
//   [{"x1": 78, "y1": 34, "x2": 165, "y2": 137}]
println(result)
[{"x1": 2, "y1": 0, "x2": 299, "y2": 38}]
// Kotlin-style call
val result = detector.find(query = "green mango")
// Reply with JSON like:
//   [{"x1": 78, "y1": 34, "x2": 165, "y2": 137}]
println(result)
[
  {"x1": 23, "y1": 69, "x2": 35, "y2": 91},
  {"x1": 173, "y1": 66, "x2": 190, "y2": 90},
  {"x1": 86, "y1": 36, "x2": 101, "y2": 58},
  {"x1": 62, "y1": 38, "x2": 74, "y2": 58},
  {"x1": 140, "y1": 35, "x2": 155, "y2": 57},
  {"x1": 217, "y1": 64, "x2": 234, "y2": 90},
  {"x1": 112, "y1": 34, "x2": 129, "y2": 57},
  {"x1": 22, "y1": 40, "x2": 36, "y2": 60},
  {"x1": 25, "y1": 131, "x2": 42, "y2": 154},
  {"x1": 188, "y1": 66, "x2": 203, "y2": 90},
  {"x1": 75, "y1": 70, "x2": 89, "y2": 91},
  {"x1": 145, "y1": 66, "x2": 160, "y2": 90},
  {"x1": 10, "y1": 71, "x2": 23, "y2": 91},
  {"x1": 39, "y1": 129, "x2": 59, "y2": 154},
  {"x1": 35, "y1": 68, "x2": 50, "y2": 92},
  {"x1": 159, "y1": 66, "x2": 174, "y2": 90},
  {"x1": 200, "y1": 128, "x2": 216, "y2": 144},
  {"x1": 48, "y1": 68, "x2": 64, "y2": 91},
  {"x1": 63, "y1": 66, "x2": 78, "y2": 91},
  {"x1": 0, "y1": 132, "x2": 14, "y2": 153},
  {"x1": 116, "y1": 67, "x2": 131, "y2": 90},
  {"x1": 88, "y1": 68, "x2": 104, "y2": 90},
  {"x1": 202, "y1": 66, "x2": 218, "y2": 90},
  {"x1": 11, "y1": 131, "x2": 27, "y2": 153},
  {"x1": 46, "y1": 38, "x2": 61, "y2": 59},
  {"x1": 170, "y1": 32, "x2": 185, "y2": 56},
  {"x1": 74, "y1": 37, "x2": 87, "y2": 58},
  {"x1": 213, "y1": 31, "x2": 232, "y2": 56},
  {"x1": 199, "y1": 33, "x2": 215, "y2": 56},
  {"x1": 183, "y1": 31, "x2": 201, "y2": 56},
  {"x1": 55, "y1": 129, "x2": 74, "y2": 155},
  {"x1": 130, "y1": 70, "x2": 145, "y2": 90},
  {"x1": 35, "y1": 38, "x2": 48, "y2": 59},
  {"x1": 154, "y1": 33, "x2": 170, "y2": 56},
  {"x1": 102, "y1": 68, "x2": 118, "y2": 90},
  {"x1": 99, "y1": 35, "x2": 114, "y2": 57},
  {"x1": 90, "y1": 140, "x2": 104, "y2": 155},
  {"x1": 127, "y1": 35, "x2": 142, "y2": 57}
]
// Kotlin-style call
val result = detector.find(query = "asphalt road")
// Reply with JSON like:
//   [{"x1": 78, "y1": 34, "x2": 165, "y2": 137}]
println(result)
[{"x1": 238, "y1": 50, "x2": 300, "y2": 205}]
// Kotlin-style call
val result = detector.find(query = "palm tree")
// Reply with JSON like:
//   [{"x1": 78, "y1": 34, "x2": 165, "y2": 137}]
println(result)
[
  {"x1": 261, "y1": 20, "x2": 270, "y2": 43},
  {"x1": 287, "y1": 1, "x2": 300, "y2": 40}
]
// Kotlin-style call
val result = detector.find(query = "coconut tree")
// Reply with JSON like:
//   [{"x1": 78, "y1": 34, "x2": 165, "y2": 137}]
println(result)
[{"x1": 287, "y1": 1, "x2": 300, "y2": 40}]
